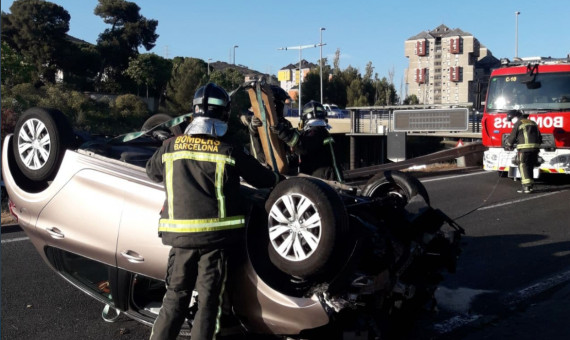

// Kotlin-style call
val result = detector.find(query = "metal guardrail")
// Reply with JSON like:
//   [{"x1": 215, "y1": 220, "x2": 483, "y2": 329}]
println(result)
[
  {"x1": 348, "y1": 105, "x2": 482, "y2": 135},
  {"x1": 343, "y1": 142, "x2": 487, "y2": 180}
]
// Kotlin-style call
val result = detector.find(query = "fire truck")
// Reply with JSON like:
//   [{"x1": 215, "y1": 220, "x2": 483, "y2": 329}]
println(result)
[{"x1": 482, "y1": 56, "x2": 570, "y2": 178}]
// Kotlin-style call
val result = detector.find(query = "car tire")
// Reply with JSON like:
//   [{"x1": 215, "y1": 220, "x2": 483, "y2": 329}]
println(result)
[
  {"x1": 265, "y1": 177, "x2": 349, "y2": 279},
  {"x1": 12, "y1": 107, "x2": 74, "y2": 182},
  {"x1": 141, "y1": 113, "x2": 183, "y2": 136},
  {"x1": 361, "y1": 170, "x2": 430, "y2": 207}
]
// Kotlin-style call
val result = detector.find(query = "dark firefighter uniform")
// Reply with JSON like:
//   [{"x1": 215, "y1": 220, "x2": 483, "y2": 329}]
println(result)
[
  {"x1": 506, "y1": 116, "x2": 542, "y2": 192},
  {"x1": 146, "y1": 133, "x2": 280, "y2": 340},
  {"x1": 281, "y1": 124, "x2": 344, "y2": 182}
]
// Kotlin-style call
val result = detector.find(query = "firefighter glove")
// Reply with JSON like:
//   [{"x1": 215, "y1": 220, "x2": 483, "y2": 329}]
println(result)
[
  {"x1": 251, "y1": 116, "x2": 263, "y2": 128},
  {"x1": 270, "y1": 121, "x2": 292, "y2": 141}
]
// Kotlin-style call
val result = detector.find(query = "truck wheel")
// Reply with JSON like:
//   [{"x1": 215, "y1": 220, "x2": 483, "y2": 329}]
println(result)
[
  {"x1": 265, "y1": 177, "x2": 349, "y2": 279},
  {"x1": 362, "y1": 170, "x2": 430, "y2": 207},
  {"x1": 12, "y1": 107, "x2": 74, "y2": 182}
]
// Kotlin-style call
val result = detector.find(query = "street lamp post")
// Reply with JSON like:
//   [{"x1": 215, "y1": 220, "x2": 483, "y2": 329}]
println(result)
[
  {"x1": 207, "y1": 58, "x2": 212, "y2": 75},
  {"x1": 319, "y1": 27, "x2": 326, "y2": 103},
  {"x1": 278, "y1": 44, "x2": 319, "y2": 115},
  {"x1": 515, "y1": 11, "x2": 520, "y2": 58},
  {"x1": 233, "y1": 45, "x2": 239, "y2": 65}
]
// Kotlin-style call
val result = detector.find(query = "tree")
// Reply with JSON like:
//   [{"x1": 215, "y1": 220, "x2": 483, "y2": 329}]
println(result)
[
  {"x1": 364, "y1": 61, "x2": 374, "y2": 82},
  {"x1": 326, "y1": 76, "x2": 347, "y2": 108},
  {"x1": 300, "y1": 71, "x2": 322, "y2": 104},
  {"x1": 403, "y1": 94, "x2": 419, "y2": 105},
  {"x1": 165, "y1": 58, "x2": 208, "y2": 114},
  {"x1": 1, "y1": 0, "x2": 72, "y2": 83},
  {"x1": 94, "y1": 0, "x2": 159, "y2": 92},
  {"x1": 333, "y1": 48, "x2": 341, "y2": 75},
  {"x1": 124, "y1": 53, "x2": 172, "y2": 100},
  {"x1": 1, "y1": 41, "x2": 35, "y2": 86},
  {"x1": 60, "y1": 41, "x2": 102, "y2": 91},
  {"x1": 208, "y1": 68, "x2": 250, "y2": 145}
]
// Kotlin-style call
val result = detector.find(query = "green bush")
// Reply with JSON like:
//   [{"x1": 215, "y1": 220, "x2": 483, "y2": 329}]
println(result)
[
  {"x1": 112, "y1": 94, "x2": 150, "y2": 132},
  {"x1": 0, "y1": 83, "x2": 152, "y2": 136},
  {"x1": 3, "y1": 83, "x2": 43, "y2": 112}
]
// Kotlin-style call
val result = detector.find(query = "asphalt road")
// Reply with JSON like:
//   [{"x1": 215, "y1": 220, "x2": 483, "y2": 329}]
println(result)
[
  {"x1": 1, "y1": 229, "x2": 153, "y2": 340},
  {"x1": 2, "y1": 170, "x2": 570, "y2": 339},
  {"x1": 413, "y1": 170, "x2": 570, "y2": 339}
]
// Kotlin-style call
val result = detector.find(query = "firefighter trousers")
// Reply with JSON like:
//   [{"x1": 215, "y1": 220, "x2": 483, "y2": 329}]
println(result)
[
  {"x1": 518, "y1": 150, "x2": 539, "y2": 188},
  {"x1": 150, "y1": 247, "x2": 228, "y2": 340}
]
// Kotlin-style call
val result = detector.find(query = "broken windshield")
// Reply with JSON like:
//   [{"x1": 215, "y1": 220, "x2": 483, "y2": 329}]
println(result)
[{"x1": 486, "y1": 72, "x2": 570, "y2": 112}]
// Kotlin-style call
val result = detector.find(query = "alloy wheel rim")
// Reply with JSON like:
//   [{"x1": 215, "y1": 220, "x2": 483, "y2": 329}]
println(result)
[
  {"x1": 268, "y1": 193, "x2": 321, "y2": 262},
  {"x1": 17, "y1": 118, "x2": 51, "y2": 170}
]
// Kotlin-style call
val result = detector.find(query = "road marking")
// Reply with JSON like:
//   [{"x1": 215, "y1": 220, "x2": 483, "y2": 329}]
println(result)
[
  {"x1": 477, "y1": 190, "x2": 567, "y2": 211},
  {"x1": 421, "y1": 171, "x2": 488, "y2": 183},
  {"x1": 433, "y1": 267, "x2": 570, "y2": 334},
  {"x1": 505, "y1": 267, "x2": 570, "y2": 306},
  {"x1": 1, "y1": 236, "x2": 29, "y2": 244}
]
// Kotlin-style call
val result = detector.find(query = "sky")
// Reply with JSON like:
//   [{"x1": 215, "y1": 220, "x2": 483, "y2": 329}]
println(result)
[{"x1": 2, "y1": 0, "x2": 570, "y2": 94}]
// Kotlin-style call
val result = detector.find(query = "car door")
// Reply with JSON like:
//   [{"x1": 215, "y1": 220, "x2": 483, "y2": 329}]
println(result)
[
  {"x1": 37, "y1": 167, "x2": 125, "y2": 267},
  {"x1": 116, "y1": 173, "x2": 170, "y2": 281}
]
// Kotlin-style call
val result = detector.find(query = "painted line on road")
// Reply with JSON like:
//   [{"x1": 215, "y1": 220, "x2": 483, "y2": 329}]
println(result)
[
  {"x1": 505, "y1": 267, "x2": 570, "y2": 306},
  {"x1": 433, "y1": 267, "x2": 570, "y2": 335},
  {"x1": 1, "y1": 236, "x2": 29, "y2": 244},
  {"x1": 477, "y1": 190, "x2": 567, "y2": 211},
  {"x1": 432, "y1": 314, "x2": 482, "y2": 334},
  {"x1": 420, "y1": 171, "x2": 488, "y2": 183}
]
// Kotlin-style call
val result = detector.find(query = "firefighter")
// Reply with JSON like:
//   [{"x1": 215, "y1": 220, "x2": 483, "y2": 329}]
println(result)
[
  {"x1": 505, "y1": 109, "x2": 542, "y2": 193},
  {"x1": 146, "y1": 83, "x2": 282, "y2": 340},
  {"x1": 271, "y1": 100, "x2": 344, "y2": 182}
]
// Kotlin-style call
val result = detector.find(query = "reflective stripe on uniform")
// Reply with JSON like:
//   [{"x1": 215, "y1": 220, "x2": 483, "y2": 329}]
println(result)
[
  {"x1": 517, "y1": 121, "x2": 540, "y2": 150},
  {"x1": 287, "y1": 131, "x2": 300, "y2": 147},
  {"x1": 516, "y1": 143, "x2": 541, "y2": 150},
  {"x1": 158, "y1": 215, "x2": 245, "y2": 233},
  {"x1": 214, "y1": 257, "x2": 228, "y2": 338},
  {"x1": 162, "y1": 151, "x2": 236, "y2": 219}
]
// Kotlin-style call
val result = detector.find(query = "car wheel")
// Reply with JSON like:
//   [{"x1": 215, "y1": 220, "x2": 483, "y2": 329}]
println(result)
[
  {"x1": 141, "y1": 113, "x2": 184, "y2": 136},
  {"x1": 361, "y1": 170, "x2": 430, "y2": 207},
  {"x1": 265, "y1": 177, "x2": 349, "y2": 279},
  {"x1": 12, "y1": 107, "x2": 74, "y2": 182}
]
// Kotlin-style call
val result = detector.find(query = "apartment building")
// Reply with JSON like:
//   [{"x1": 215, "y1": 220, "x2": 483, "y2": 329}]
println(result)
[
  {"x1": 277, "y1": 59, "x2": 317, "y2": 101},
  {"x1": 404, "y1": 24, "x2": 499, "y2": 106}
]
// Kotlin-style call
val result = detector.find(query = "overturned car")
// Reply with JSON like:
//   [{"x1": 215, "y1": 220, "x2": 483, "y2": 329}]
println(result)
[{"x1": 2, "y1": 102, "x2": 463, "y2": 339}]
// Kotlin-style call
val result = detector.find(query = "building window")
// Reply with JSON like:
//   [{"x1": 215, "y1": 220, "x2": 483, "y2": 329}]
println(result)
[
  {"x1": 450, "y1": 66, "x2": 461, "y2": 82},
  {"x1": 416, "y1": 68, "x2": 427, "y2": 83},
  {"x1": 416, "y1": 40, "x2": 427, "y2": 56},
  {"x1": 450, "y1": 37, "x2": 461, "y2": 54}
]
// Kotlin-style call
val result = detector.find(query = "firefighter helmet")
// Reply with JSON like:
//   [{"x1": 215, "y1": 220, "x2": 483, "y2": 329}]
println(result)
[
  {"x1": 192, "y1": 83, "x2": 231, "y2": 121},
  {"x1": 300, "y1": 100, "x2": 329, "y2": 130},
  {"x1": 506, "y1": 109, "x2": 523, "y2": 121},
  {"x1": 301, "y1": 100, "x2": 327, "y2": 122},
  {"x1": 185, "y1": 83, "x2": 231, "y2": 137}
]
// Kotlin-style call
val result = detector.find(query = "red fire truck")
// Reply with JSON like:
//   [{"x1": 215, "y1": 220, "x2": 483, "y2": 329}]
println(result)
[{"x1": 482, "y1": 56, "x2": 570, "y2": 178}]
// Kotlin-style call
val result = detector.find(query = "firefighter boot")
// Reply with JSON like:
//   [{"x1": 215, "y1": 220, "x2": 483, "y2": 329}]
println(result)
[{"x1": 517, "y1": 185, "x2": 533, "y2": 194}]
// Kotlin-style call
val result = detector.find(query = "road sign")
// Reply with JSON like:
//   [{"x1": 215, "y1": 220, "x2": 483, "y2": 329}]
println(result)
[{"x1": 392, "y1": 108, "x2": 469, "y2": 132}]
